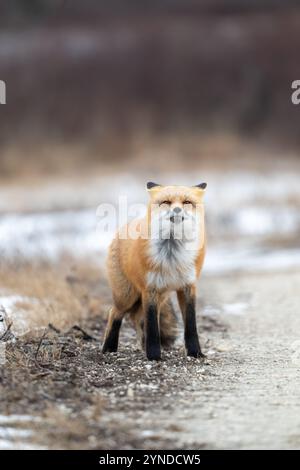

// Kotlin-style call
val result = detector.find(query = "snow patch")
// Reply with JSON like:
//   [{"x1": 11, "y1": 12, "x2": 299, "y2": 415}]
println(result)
[
  {"x1": 0, "y1": 415, "x2": 43, "y2": 450},
  {"x1": 0, "y1": 294, "x2": 39, "y2": 335}
]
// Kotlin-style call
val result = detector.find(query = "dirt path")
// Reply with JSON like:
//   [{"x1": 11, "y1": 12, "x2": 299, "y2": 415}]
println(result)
[
  {"x1": 1, "y1": 269, "x2": 299, "y2": 449},
  {"x1": 195, "y1": 270, "x2": 300, "y2": 450},
  {"x1": 98, "y1": 270, "x2": 300, "y2": 449}
]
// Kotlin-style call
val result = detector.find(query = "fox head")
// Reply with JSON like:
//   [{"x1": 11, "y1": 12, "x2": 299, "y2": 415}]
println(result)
[{"x1": 146, "y1": 182, "x2": 206, "y2": 242}]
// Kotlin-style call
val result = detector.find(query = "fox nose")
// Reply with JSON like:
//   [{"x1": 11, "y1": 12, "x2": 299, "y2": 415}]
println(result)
[{"x1": 173, "y1": 207, "x2": 182, "y2": 214}]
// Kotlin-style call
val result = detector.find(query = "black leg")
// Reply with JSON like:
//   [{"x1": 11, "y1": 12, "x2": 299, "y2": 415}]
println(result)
[
  {"x1": 145, "y1": 303, "x2": 161, "y2": 361},
  {"x1": 102, "y1": 318, "x2": 122, "y2": 353},
  {"x1": 177, "y1": 286, "x2": 204, "y2": 358},
  {"x1": 184, "y1": 300, "x2": 203, "y2": 358}
]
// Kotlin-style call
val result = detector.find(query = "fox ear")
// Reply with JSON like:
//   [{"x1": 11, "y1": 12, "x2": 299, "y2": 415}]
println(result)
[
  {"x1": 194, "y1": 183, "x2": 207, "y2": 190},
  {"x1": 147, "y1": 181, "x2": 161, "y2": 191}
]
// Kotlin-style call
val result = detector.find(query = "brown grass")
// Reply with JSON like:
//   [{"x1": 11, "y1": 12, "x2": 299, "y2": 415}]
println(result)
[
  {"x1": 1, "y1": 132, "x2": 299, "y2": 187},
  {"x1": 0, "y1": 259, "x2": 108, "y2": 335}
]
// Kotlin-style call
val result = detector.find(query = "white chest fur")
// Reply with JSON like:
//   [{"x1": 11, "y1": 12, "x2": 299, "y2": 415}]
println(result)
[{"x1": 147, "y1": 238, "x2": 198, "y2": 290}]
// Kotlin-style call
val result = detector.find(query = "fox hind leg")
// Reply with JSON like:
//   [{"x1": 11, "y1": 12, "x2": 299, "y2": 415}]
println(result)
[
  {"x1": 102, "y1": 306, "x2": 125, "y2": 353},
  {"x1": 159, "y1": 298, "x2": 178, "y2": 349},
  {"x1": 130, "y1": 302, "x2": 145, "y2": 349},
  {"x1": 133, "y1": 297, "x2": 177, "y2": 352}
]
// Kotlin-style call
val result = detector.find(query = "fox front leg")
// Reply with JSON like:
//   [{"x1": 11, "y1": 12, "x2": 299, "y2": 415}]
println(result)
[
  {"x1": 143, "y1": 291, "x2": 161, "y2": 361},
  {"x1": 177, "y1": 285, "x2": 204, "y2": 358}
]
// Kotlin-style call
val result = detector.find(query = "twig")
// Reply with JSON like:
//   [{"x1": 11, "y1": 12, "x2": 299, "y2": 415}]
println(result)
[
  {"x1": 32, "y1": 371, "x2": 53, "y2": 380},
  {"x1": 48, "y1": 323, "x2": 61, "y2": 334},
  {"x1": 70, "y1": 325, "x2": 97, "y2": 341},
  {"x1": 0, "y1": 321, "x2": 14, "y2": 341},
  {"x1": 35, "y1": 329, "x2": 48, "y2": 360}
]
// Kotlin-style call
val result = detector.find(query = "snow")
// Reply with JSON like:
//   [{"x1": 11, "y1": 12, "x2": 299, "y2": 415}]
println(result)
[
  {"x1": 0, "y1": 415, "x2": 43, "y2": 450},
  {"x1": 0, "y1": 171, "x2": 300, "y2": 274},
  {"x1": 0, "y1": 294, "x2": 39, "y2": 336},
  {"x1": 204, "y1": 245, "x2": 300, "y2": 275},
  {"x1": 0, "y1": 169, "x2": 299, "y2": 271}
]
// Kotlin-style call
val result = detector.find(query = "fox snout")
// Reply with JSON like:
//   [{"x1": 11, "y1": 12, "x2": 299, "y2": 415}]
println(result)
[{"x1": 170, "y1": 206, "x2": 185, "y2": 223}]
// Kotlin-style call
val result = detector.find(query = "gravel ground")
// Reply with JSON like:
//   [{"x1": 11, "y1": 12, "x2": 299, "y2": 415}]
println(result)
[{"x1": 1, "y1": 269, "x2": 299, "y2": 449}]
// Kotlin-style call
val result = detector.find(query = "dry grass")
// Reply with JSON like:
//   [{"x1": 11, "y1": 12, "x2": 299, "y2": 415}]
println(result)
[
  {"x1": 0, "y1": 259, "x2": 109, "y2": 335},
  {"x1": 1, "y1": 132, "x2": 299, "y2": 186}
]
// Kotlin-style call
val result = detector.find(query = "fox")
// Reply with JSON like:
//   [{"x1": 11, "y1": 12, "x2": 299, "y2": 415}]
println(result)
[{"x1": 102, "y1": 181, "x2": 207, "y2": 361}]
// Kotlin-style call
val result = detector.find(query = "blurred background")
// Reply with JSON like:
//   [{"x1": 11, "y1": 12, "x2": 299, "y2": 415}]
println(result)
[
  {"x1": 0, "y1": 0, "x2": 300, "y2": 268},
  {"x1": 0, "y1": 0, "x2": 300, "y2": 270},
  {"x1": 1, "y1": 0, "x2": 300, "y2": 174}
]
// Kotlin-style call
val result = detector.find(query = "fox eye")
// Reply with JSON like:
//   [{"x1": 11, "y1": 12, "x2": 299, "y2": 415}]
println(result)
[
  {"x1": 159, "y1": 200, "x2": 171, "y2": 206},
  {"x1": 183, "y1": 200, "x2": 193, "y2": 206}
]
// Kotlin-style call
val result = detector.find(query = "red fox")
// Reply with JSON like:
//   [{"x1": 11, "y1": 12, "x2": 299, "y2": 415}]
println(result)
[{"x1": 102, "y1": 181, "x2": 207, "y2": 360}]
